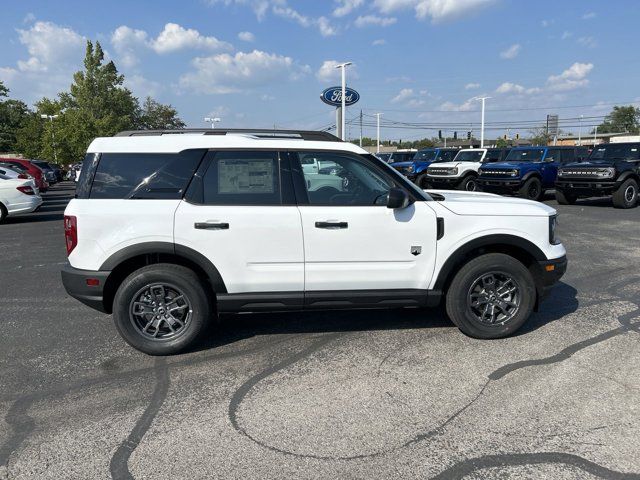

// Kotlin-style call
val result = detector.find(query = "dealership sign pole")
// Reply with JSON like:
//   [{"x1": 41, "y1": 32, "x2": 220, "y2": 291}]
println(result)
[{"x1": 320, "y1": 84, "x2": 360, "y2": 140}]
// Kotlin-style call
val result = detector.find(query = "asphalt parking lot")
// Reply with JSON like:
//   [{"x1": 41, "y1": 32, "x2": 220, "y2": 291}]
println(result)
[{"x1": 0, "y1": 182, "x2": 638, "y2": 479}]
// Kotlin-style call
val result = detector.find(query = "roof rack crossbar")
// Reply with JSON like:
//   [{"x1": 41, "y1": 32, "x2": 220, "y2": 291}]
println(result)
[{"x1": 115, "y1": 128, "x2": 341, "y2": 142}]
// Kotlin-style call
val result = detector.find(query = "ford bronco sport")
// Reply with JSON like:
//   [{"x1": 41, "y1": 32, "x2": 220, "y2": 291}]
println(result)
[
  {"x1": 62, "y1": 129, "x2": 567, "y2": 355},
  {"x1": 556, "y1": 142, "x2": 640, "y2": 208}
]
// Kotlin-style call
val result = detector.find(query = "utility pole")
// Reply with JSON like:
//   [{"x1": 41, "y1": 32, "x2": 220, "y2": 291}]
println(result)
[
  {"x1": 359, "y1": 109, "x2": 363, "y2": 147},
  {"x1": 593, "y1": 125, "x2": 598, "y2": 146},
  {"x1": 376, "y1": 113, "x2": 382, "y2": 153},
  {"x1": 40, "y1": 114, "x2": 59, "y2": 162},
  {"x1": 335, "y1": 62, "x2": 352, "y2": 141},
  {"x1": 578, "y1": 114, "x2": 583, "y2": 146},
  {"x1": 475, "y1": 96, "x2": 491, "y2": 148}
]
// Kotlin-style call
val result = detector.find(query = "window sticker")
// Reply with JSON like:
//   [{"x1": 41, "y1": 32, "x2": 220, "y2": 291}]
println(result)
[{"x1": 218, "y1": 159, "x2": 274, "y2": 194}]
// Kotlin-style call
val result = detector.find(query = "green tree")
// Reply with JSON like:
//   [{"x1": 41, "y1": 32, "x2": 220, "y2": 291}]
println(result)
[
  {"x1": 596, "y1": 105, "x2": 640, "y2": 134},
  {"x1": 529, "y1": 126, "x2": 552, "y2": 146},
  {"x1": 0, "y1": 80, "x2": 32, "y2": 152},
  {"x1": 136, "y1": 97, "x2": 186, "y2": 130},
  {"x1": 495, "y1": 137, "x2": 509, "y2": 148}
]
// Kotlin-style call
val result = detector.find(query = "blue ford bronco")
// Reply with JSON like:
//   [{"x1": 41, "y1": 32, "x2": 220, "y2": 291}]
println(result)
[
  {"x1": 390, "y1": 147, "x2": 458, "y2": 188},
  {"x1": 477, "y1": 146, "x2": 588, "y2": 201}
]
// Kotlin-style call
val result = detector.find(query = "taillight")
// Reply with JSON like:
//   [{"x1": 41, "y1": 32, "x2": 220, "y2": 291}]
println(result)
[
  {"x1": 64, "y1": 215, "x2": 77, "y2": 255},
  {"x1": 17, "y1": 185, "x2": 35, "y2": 195}
]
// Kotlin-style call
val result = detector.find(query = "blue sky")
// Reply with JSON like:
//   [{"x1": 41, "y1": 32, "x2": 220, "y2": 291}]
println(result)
[{"x1": 0, "y1": 0, "x2": 638, "y2": 140}]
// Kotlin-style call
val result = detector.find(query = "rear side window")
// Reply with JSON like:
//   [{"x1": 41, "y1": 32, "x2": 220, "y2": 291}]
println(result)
[
  {"x1": 200, "y1": 151, "x2": 282, "y2": 205},
  {"x1": 88, "y1": 150, "x2": 206, "y2": 199}
]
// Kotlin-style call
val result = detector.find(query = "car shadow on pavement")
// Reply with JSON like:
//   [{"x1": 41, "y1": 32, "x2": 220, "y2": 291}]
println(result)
[{"x1": 190, "y1": 281, "x2": 578, "y2": 353}]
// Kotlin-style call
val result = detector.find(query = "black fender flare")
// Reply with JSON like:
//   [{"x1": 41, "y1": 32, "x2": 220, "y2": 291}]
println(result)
[
  {"x1": 100, "y1": 241, "x2": 227, "y2": 293},
  {"x1": 617, "y1": 171, "x2": 640, "y2": 184},
  {"x1": 433, "y1": 234, "x2": 546, "y2": 291},
  {"x1": 521, "y1": 171, "x2": 542, "y2": 183}
]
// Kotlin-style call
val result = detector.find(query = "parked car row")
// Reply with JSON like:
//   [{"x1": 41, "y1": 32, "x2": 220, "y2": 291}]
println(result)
[{"x1": 385, "y1": 143, "x2": 639, "y2": 208}]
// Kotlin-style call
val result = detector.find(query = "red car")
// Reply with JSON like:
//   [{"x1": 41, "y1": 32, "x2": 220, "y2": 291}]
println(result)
[{"x1": 0, "y1": 158, "x2": 49, "y2": 192}]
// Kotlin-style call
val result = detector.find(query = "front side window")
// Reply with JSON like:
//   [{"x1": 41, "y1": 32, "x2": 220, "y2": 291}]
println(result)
[
  {"x1": 296, "y1": 152, "x2": 394, "y2": 206},
  {"x1": 201, "y1": 151, "x2": 281, "y2": 205},
  {"x1": 89, "y1": 150, "x2": 205, "y2": 199},
  {"x1": 484, "y1": 149, "x2": 502, "y2": 162},
  {"x1": 505, "y1": 149, "x2": 545, "y2": 162},
  {"x1": 454, "y1": 150, "x2": 484, "y2": 162},
  {"x1": 413, "y1": 150, "x2": 437, "y2": 161},
  {"x1": 437, "y1": 150, "x2": 456, "y2": 162}
]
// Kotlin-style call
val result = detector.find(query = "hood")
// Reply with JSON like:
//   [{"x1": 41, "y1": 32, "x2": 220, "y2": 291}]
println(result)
[
  {"x1": 390, "y1": 161, "x2": 414, "y2": 168},
  {"x1": 480, "y1": 162, "x2": 525, "y2": 170},
  {"x1": 562, "y1": 159, "x2": 625, "y2": 168},
  {"x1": 426, "y1": 189, "x2": 556, "y2": 216},
  {"x1": 429, "y1": 161, "x2": 459, "y2": 169}
]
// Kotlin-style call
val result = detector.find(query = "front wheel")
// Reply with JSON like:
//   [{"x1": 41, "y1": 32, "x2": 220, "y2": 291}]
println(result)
[
  {"x1": 445, "y1": 253, "x2": 536, "y2": 339},
  {"x1": 555, "y1": 189, "x2": 577, "y2": 205},
  {"x1": 113, "y1": 264, "x2": 212, "y2": 355},
  {"x1": 416, "y1": 173, "x2": 431, "y2": 189},
  {"x1": 0, "y1": 203, "x2": 7, "y2": 224},
  {"x1": 458, "y1": 174, "x2": 478, "y2": 191},
  {"x1": 612, "y1": 178, "x2": 638, "y2": 209},
  {"x1": 518, "y1": 177, "x2": 543, "y2": 201}
]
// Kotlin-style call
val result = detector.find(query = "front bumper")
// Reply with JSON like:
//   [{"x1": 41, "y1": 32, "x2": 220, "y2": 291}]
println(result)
[
  {"x1": 478, "y1": 177, "x2": 522, "y2": 191},
  {"x1": 555, "y1": 179, "x2": 619, "y2": 195},
  {"x1": 61, "y1": 263, "x2": 111, "y2": 313},
  {"x1": 7, "y1": 195, "x2": 43, "y2": 215},
  {"x1": 427, "y1": 176, "x2": 463, "y2": 187},
  {"x1": 536, "y1": 255, "x2": 567, "y2": 300}
]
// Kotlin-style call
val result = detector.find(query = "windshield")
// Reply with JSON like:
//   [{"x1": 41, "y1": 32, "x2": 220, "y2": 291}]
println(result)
[
  {"x1": 412, "y1": 150, "x2": 437, "y2": 161},
  {"x1": 454, "y1": 151, "x2": 484, "y2": 162},
  {"x1": 505, "y1": 149, "x2": 545, "y2": 162},
  {"x1": 589, "y1": 144, "x2": 640, "y2": 161}
]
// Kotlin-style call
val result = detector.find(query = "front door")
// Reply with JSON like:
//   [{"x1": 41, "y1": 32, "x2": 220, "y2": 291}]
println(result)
[
  {"x1": 174, "y1": 150, "x2": 304, "y2": 294},
  {"x1": 292, "y1": 150, "x2": 438, "y2": 292}
]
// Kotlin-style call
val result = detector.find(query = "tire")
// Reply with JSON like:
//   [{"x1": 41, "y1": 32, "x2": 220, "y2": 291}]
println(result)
[
  {"x1": 518, "y1": 177, "x2": 543, "y2": 201},
  {"x1": 0, "y1": 203, "x2": 7, "y2": 224},
  {"x1": 458, "y1": 174, "x2": 478, "y2": 192},
  {"x1": 112, "y1": 263, "x2": 212, "y2": 355},
  {"x1": 612, "y1": 178, "x2": 638, "y2": 209},
  {"x1": 555, "y1": 189, "x2": 577, "y2": 205},
  {"x1": 445, "y1": 253, "x2": 536, "y2": 339},
  {"x1": 416, "y1": 173, "x2": 431, "y2": 189}
]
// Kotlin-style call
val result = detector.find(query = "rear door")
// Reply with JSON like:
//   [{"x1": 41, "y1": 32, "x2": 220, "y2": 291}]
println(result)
[
  {"x1": 292, "y1": 150, "x2": 438, "y2": 293},
  {"x1": 174, "y1": 150, "x2": 304, "y2": 295}
]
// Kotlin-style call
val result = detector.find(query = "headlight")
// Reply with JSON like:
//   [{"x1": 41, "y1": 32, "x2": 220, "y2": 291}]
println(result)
[
  {"x1": 558, "y1": 168, "x2": 564, "y2": 176},
  {"x1": 407, "y1": 165, "x2": 415, "y2": 173},
  {"x1": 509, "y1": 169, "x2": 519, "y2": 177},
  {"x1": 549, "y1": 214, "x2": 560, "y2": 245},
  {"x1": 597, "y1": 167, "x2": 615, "y2": 178},
  {"x1": 449, "y1": 167, "x2": 458, "y2": 175}
]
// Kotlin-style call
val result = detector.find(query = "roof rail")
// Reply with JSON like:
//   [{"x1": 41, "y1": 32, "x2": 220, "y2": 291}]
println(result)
[{"x1": 114, "y1": 128, "x2": 341, "y2": 142}]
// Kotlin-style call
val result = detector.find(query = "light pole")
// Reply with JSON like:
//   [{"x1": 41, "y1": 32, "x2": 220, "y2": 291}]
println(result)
[
  {"x1": 593, "y1": 125, "x2": 598, "y2": 146},
  {"x1": 204, "y1": 117, "x2": 221, "y2": 129},
  {"x1": 475, "y1": 96, "x2": 490, "y2": 148},
  {"x1": 335, "y1": 62, "x2": 352, "y2": 141},
  {"x1": 40, "y1": 114, "x2": 59, "y2": 162},
  {"x1": 376, "y1": 113, "x2": 382, "y2": 153},
  {"x1": 578, "y1": 114, "x2": 583, "y2": 146}
]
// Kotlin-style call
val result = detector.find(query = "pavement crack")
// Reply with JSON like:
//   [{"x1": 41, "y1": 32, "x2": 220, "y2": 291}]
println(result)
[
  {"x1": 0, "y1": 396, "x2": 36, "y2": 475},
  {"x1": 109, "y1": 357, "x2": 170, "y2": 480},
  {"x1": 429, "y1": 451, "x2": 640, "y2": 479}
]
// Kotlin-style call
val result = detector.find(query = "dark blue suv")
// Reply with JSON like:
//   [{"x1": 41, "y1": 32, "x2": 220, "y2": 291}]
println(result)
[
  {"x1": 390, "y1": 148, "x2": 458, "y2": 188},
  {"x1": 477, "y1": 146, "x2": 588, "y2": 201}
]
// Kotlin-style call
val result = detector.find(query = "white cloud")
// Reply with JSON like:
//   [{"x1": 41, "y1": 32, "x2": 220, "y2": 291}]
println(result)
[
  {"x1": 317, "y1": 16, "x2": 338, "y2": 36},
  {"x1": 440, "y1": 98, "x2": 475, "y2": 111},
  {"x1": 238, "y1": 31, "x2": 255, "y2": 42},
  {"x1": 354, "y1": 15, "x2": 397, "y2": 27},
  {"x1": 541, "y1": 19, "x2": 553, "y2": 27},
  {"x1": 316, "y1": 60, "x2": 358, "y2": 82},
  {"x1": 152, "y1": 23, "x2": 232, "y2": 53},
  {"x1": 561, "y1": 31, "x2": 572, "y2": 40},
  {"x1": 495, "y1": 82, "x2": 540, "y2": 95},
  {"x1": 500, "y1": 43, "x2": 521, "y2": 60},
  {"x1": 577, "y1": 36, "x2": 597, "y2": 48},
  {"x1": 372, "y1": 38, "x2": 386, "y2": 46},
  {"x1": 333, "y1": 0, "x2": 364, "y2": 17},
  {"x1": 22, "y1": 13, "x2": 36, "y2": 24},
  {"x1": 206, "y1": 0, "x2": 271, "y2": 21},
  {"x1": 547, "y1": 62, "x2": 594, "y2": 91},
  {"x1": 391, "y1": 88, "x2": 414, "y2": 103},
  {"x1": 582, "y1": 11, "x2": 596, "y2": 20},
  {"x1": 179, "y1": 49, "x2": 307, "y2": 94},
  {"x1": 373, "y1": 0, "x2": 496, "y2": 23},
  {"x1": 465, "y1": 82, "x2": 480, "y2": 90},
  {"x1": 125, "y1": 74, "x2": 163, "y2": 98},
  {"x1": 111, "y1": 26, "x2": 149, "y2": 67},
  {"x1": 16, "y1": 21, "x2": 85, "y2": 73}
]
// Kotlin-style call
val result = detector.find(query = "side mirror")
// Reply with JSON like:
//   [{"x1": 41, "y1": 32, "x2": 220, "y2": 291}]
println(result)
[
  {"x1": 544, "y1": 156, "x2": 555, "y2": 163},
  {"x1": 387, "y1": 188, "x2": 411, "y2": 209}
]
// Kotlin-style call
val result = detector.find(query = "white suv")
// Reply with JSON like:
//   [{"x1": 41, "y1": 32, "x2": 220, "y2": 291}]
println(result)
[
  {"x1": 62, "y1": 129, "x2": 566, "y2": 355},
  {"x1": 426, "y1": 148, "x2": 508, "y2": 191}
]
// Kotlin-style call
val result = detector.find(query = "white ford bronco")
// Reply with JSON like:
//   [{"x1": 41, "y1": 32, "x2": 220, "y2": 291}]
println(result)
[
  {"x1": 62, "y1": 129, "x2": 566, "y2": 355},
  {"x1": 426, "y1": 148, "x2": 508, "y2": 191}
]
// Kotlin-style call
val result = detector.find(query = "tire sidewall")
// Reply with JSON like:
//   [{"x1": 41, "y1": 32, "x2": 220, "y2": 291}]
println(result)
[
  {"x1": 614, "y1": 179, "x2": 638, "y2": 208},
  {"x1": 521, "y1": 177, "x2": 542, "y2": 201},
  {"x1": 113, "y1": 265, "x2": 210, "y2": 355},
  {"x1": 460, "y1": 175, "x2": 478, "y2": 191},
  {"x1": 446, "y1": 254, "x2": 536, "y2": 339},
  {"x1": 0, "y1": 203, "x2": 6, "y2": 223}
]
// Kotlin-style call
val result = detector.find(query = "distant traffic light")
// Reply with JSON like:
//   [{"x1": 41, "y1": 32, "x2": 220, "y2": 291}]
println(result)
[
  {"x1": 516, "y1": 133, "x2": 520, "y2": 140},
  {"x1": 453, "y1": 131, "x2": 458, "y2": 140},
  {"x1": 438, "y1": 130, "x2": 442, "y2": 139},
  {"x1": 467, "y1": 131, "x2": 471, "y2": 140}
]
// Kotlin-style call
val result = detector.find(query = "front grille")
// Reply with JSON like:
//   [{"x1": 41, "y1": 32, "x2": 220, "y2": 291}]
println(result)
[
  {"x1": 559, "y1": 168, "x2": 611, "y2": 178},
  {"x1": 429, "y1": 168, "x2": 452, "y2": 175},
  {"x1": 480, "y1": 170, "x2": 514, "y2": 176}
]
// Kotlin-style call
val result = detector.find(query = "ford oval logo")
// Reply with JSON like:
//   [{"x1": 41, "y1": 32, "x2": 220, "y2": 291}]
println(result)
[{"x1": 320, "y1": 86, "x2": 360, "y2": 107}]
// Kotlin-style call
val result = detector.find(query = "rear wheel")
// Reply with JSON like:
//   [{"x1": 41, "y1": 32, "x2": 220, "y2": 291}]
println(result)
[
  {"x1": 0, "y1": 203, "x2": 6, "y2": 223},
  {"x1": 458, "y1": 174, "x2": 478, "y2": 191},
  {"x1": 612, "y1": 178, "x2": 638, "y2": 209},
  {"x1": 445, "y1": 253, "x2": 536, "y2": 339},
  {"x1": 518, "y1": 177, "x2": 543, "y2": 201},
  {"x1": 113, "y1": 264, "x2": 212, "y2": 355},
  {"x1": 555, "y1": 189, "x2": 577, "y2": 205}
]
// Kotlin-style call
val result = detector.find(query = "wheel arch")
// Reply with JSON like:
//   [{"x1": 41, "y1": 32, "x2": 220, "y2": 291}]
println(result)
[
  {"x1": 521, "y1": 170, "x2": 542, "y2": 182},
  {"x1": 433, "y1": 234, "x2": 547, "y2": 307},
  {"x1": 617, "y1": 171, "x2": 640, "y2": 184},
  {"x1": 100, "y1": 242, "x2": 226, "y2": 314}
]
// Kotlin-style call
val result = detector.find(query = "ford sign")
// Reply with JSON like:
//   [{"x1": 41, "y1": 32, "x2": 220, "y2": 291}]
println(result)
[{"x1": 320, "y1": 87, "x2": 360, "y2": 107}]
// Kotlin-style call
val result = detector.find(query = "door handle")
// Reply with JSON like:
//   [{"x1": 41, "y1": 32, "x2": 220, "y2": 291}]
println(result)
[
  {"x1": 315, "y1": 221, "x2": 348, "y2": 229},
  {"x1": 194, "y1": 222, "x2": 229, "y2": 230}
]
